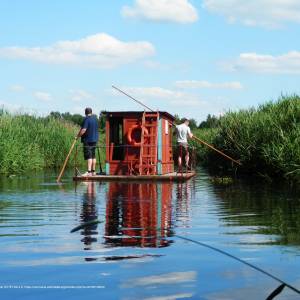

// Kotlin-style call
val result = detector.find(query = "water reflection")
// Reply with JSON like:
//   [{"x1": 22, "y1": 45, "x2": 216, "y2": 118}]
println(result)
[
  {"x1": 175, "y1": 181, "x2": 192, "y2": 227},
  {"x1": 1, "y1": 171, "x2": 300, "y2": 299},
  {"x1": 212, "y1": 183, "x2": 300, "y2": 246},
  {"x1": 80, "y1": 181, "x2": 98, "y2": 250},
  {"x1": 105, "y1": 182, "x2": 173, "y2": 248}
]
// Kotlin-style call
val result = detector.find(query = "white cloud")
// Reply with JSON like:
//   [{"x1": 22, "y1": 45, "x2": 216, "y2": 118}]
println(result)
[
  {"x1": 69, "y1": 89, "x2": 94, "y2": 102},
  {"x1": 175, "y1": 80, "x2": 243, "y2": 90},
  {"x1": 117, "y1": 86, "x2": 203, "y2": 106},
  {"x1": 122, "y1": 271, "x2": 197, "y2": 288},
  {"x1": 110, "y1": 86, "x2": 234, "y2": 122},
  {"x1": 122, "y1": 0, "x2": 198, "y2": 23},
  {"x1": 33, "y1": 91, "x2": 52, "y2": 102},
  {"x1": 9, "y1": 85, "x2": 25, "y2": 92},
  {"x1": 0, "y1": 33, "x2": 155, "y2": 68},
  {"x1": 223, "y1": 51, "x2": 300, "y2": 74},
  {"x1": 143, "y1": 294, "x2": 193, "y2": 300},
  {"x1": 203, "y1": 0, "x2": 300, "y2": 28}
]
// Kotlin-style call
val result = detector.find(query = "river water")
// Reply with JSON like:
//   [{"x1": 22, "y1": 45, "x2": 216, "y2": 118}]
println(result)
[{"x1": 0, "y1": 169, "x2": 299, "y2": 300}]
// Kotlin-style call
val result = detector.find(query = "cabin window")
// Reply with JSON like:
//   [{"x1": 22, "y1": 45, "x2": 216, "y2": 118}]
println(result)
[
  {"x1": 165, "y1": 120, "x2": 169, "y2": 134},
  {"x1": 109, "y1": 117, "x2": 124, "y2": 160}
]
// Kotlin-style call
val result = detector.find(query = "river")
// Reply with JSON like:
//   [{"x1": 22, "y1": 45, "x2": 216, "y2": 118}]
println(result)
[{"x1": 0, "y1": 169, "x2": 299, "y2": 300}]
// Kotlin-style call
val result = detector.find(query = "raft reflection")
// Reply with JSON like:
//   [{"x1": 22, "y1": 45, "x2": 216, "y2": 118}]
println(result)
[{"x1": 105, "y1": 182, "x2": 173, "y2": 248}]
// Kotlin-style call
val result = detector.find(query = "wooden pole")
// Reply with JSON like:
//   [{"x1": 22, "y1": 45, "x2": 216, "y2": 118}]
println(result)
[
  {"x1": 192, "y1": 136, "x2": 241, "y2": 166},
  {"x1": 56, "y1": 137, "x2": 78, "y2": 183},
  {"x1": 112, "y1": 85, "x2": 242, "y2": 166}
]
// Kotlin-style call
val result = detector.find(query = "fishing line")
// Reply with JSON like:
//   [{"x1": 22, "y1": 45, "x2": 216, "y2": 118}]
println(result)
[
  {"x1": 174, "y1": 234, "x2": 300, "y2": 295},
  {"x1": 117, "y1": 225, "x2": 299, "y2": 295}
]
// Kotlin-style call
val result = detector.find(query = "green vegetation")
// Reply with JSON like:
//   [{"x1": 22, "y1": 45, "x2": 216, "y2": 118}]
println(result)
[
  {"x1": 198, "y1": 114, "x2": 220, "y2": 129},
  {"x1": 49, "y1": 110, "x2": 106, "y2": 129},
  {"x1": 0, "y1": 110, "x2": 107, "y2": 175},
  {"x1": 174, "y1": 114, "x2": 198, "y2": 130},
  {"x1": 0, "y1": 112, "x2": 79, "y2": 174},
  {"x1": 210, "y1": 176, "x2": 234, "y2": 186},
  {"x1": 1, "y1": 95, "x2": 299, "y2": 184},
  {"x1": 193, "y1": 95, "x2": 300, "y2": 184}
]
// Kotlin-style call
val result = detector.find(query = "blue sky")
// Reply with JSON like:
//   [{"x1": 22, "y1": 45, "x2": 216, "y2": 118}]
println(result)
[{"x1": 1, "y1": 0, "x2": 300, "y2": 122}]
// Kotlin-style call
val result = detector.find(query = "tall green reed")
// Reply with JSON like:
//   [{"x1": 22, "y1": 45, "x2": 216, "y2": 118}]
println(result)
[
  {"x1": 0, "y1": 113, "x2": 79, "y2": 174},
  {"x1": 194, "y1": 95, "x2": 300, "y2": 184}
]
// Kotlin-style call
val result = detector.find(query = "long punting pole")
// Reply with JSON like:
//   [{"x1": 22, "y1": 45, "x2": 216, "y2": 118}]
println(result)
[
  {"x1": 112, "y1": 85, "x2": 241, "y2": 166},
  {"x1": 56, "y1": 137, "x2": 78, "y2": 183}
]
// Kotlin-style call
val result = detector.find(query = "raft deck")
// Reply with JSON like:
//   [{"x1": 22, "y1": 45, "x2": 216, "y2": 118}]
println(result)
[{"x1": 73, "y1": 171, "x2": 196, "y2": 182}]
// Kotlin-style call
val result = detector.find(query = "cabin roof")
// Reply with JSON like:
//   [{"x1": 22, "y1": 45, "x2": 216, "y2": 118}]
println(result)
[{"x1": 104, "y1": 111, "x2": 175, "y2": 121}]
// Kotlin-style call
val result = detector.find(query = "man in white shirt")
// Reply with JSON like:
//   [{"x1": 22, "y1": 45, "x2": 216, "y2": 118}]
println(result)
[{"x1": 176, "y1": 118, "x2": 193, "y2": 171}]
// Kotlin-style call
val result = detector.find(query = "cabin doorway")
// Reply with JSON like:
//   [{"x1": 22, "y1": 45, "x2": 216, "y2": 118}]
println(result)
[{"x1": 109, "y1": 117, "x2": 124, "y2": 161}]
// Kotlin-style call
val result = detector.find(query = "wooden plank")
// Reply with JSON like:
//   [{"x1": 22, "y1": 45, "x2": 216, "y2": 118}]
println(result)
[{"x1": 73, "y1": 171, "x2": 196, "y2": 182}]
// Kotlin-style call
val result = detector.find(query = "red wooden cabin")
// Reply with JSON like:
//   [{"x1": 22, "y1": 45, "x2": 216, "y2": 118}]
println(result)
[{"x1": 105, "y1": 111, "x2": 175, "y2": 176}]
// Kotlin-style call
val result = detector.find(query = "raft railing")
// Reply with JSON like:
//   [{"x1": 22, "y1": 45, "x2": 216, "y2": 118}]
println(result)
[{"x1": 74, "y1": 144, "x2": 197, "y2": 176}]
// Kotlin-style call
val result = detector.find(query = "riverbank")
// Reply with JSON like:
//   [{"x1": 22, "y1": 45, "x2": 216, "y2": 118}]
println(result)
[
  {"x1": 191, "y1": 95, "x2": 300, "y2": 184},
  {"x1": 0, "y1": 112, "x2": 79, "y2": 174},
  {"x1": 1, "y1": 95, "x2": 299, "y2": 184},
  {"x1": 0, "y1": 111, "x2": 105, "y2": 175}
]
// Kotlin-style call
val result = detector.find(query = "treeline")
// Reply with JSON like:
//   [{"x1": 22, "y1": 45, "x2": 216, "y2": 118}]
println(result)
[
  {"x1": 192, "y1": 95, "x2": 300, "y2": 184},
  {"x1": 48, "y1": 111, "x2": 106, "y2": 130},
  {"x1": 49, "y1": 110, "x2": 215, "y2": 131},
  {"x1": 174, "y1": 114, "x2": 220, "y2": 130}
]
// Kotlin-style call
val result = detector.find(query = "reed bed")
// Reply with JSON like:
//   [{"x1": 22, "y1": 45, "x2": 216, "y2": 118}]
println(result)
[
  {"x1": 0, "y1": 112, "x2": 79, "y2": 174},
  {"x1": 195, "y1": 95, "x2": 300, "y2": 184}
]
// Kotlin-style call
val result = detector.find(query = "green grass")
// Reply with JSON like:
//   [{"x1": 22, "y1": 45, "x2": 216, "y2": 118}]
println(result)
[
  {"x1": 192, "y1": 95, "x2": 300, "y2": 184},
  {"x1": 190, "y1": 127, "x2": 220, "y2": 163},
  {"x1": 0, "y1": 112, "x2": 80, "y2": 174}
]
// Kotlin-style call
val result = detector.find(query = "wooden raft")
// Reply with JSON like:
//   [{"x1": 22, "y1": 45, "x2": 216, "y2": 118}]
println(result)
[{"x1": 73, "y1": 171, "x2": 196, "y2": 182}]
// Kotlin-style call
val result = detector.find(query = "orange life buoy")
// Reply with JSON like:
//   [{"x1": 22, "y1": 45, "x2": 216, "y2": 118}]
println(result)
[{"x1": 126, "y1": 124, "x2": 149, "y2": 147}]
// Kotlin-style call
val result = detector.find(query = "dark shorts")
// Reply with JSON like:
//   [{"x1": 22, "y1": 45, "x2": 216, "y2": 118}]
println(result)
[
  {"x1": 177, "y1": 142, "x2": 189, "y2": 156},
  {"x1": 83, "y1": 142, "x2": 97, "y2": 160}
]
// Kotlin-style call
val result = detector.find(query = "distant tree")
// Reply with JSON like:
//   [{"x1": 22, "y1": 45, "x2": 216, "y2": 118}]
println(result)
[
  {"x1": 174, "y1": 114, "x2": 181, "y2": 124},
  {"x1": 173, "y1": 114, "x2": 198, "y2": 129},
  {"x1": 49, "y1": 111, "x2": 61, "y2": 119},
  {"x1": 198, "y1": 114, "x2": 220, "y2": 128},
  {"x1": 187, "y1": 118, "x2": 198, "y2": 130},
  {"x1": 48, "y1": 111, "x2": 84, "y2": 126},
  {"x1": 71, "y1": 114, "x2": 85, "y2": 126},
  {"x1": 61, "y1": 112, "x2": 84, "y2": 126}
]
